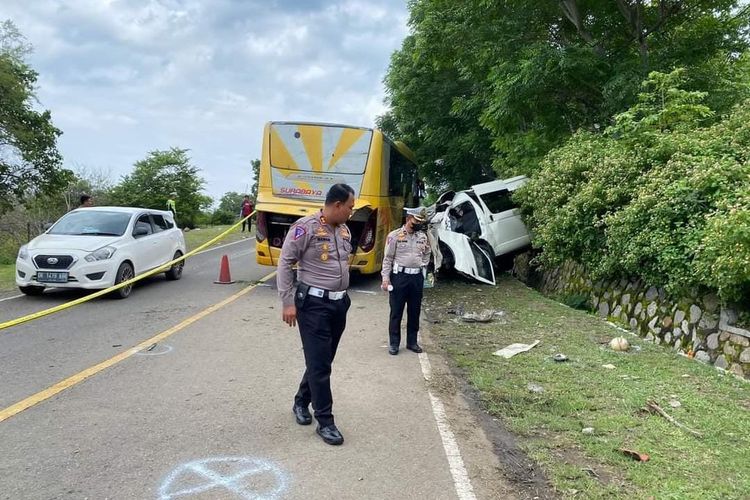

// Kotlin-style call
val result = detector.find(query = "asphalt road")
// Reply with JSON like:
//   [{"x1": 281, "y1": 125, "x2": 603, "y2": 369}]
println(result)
[{"x1": 0, "y1": 238, "x2": 513, "y2": 499}]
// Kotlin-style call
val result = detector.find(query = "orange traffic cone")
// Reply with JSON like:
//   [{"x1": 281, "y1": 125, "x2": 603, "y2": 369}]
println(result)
[{"x1": 214, "y1": 254, "x2": 236, "y2": 284}]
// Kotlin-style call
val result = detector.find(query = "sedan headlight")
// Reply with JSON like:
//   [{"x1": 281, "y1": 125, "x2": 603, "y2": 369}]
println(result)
[
  {"x1": 84, "y1": 246, "x2": 116, "y2": 262},
  {"x1": 17, "y1": 245, "x2": 29, "y2": 260}
]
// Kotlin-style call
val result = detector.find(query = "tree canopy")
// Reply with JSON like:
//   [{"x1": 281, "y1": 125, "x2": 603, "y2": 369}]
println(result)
[
  {"x1": 110, "y1": 148, "x2": 211, "y2": 228},
  {"x1": 381, "y1": 0, "x2": 750, "y2": 190},
  {"x1": 0, "y1": 20, "x2": 70, "y2": 214}
]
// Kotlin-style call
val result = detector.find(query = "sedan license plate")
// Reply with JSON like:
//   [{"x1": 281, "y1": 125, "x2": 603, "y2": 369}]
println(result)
[{"x1": 37, "y1": 271, "x2": 69, "y2": 283}]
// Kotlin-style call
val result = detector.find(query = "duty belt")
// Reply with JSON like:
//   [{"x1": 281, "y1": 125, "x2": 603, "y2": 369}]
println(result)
[
  {"x1": 394, "y1": 266, "x2": 421, "y2": 275},
  {"x1": 307, "y1": 286, "x2": 347, "y2": 300}
]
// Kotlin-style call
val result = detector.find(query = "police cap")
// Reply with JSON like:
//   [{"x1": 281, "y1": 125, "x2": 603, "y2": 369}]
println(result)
[{"x1": 405, "y1": 206, "x2": 427, "y2": 222}]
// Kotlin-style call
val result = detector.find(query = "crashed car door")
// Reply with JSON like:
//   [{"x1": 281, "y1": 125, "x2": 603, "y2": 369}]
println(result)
[{"x1": 437, "y1": 230, "x2": 495, "y2": 285}]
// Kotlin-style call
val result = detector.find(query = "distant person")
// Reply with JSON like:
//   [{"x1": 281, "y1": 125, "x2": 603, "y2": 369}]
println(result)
[
  {"x1": 240, "y1": 195, "x2": 254, "y2": 233},
  {"x1": 79, "y1": 194, "x2": 94, "y2": 207},
  {"x1": 166, "y1": 192, "x2": 177, "y2": 217}
]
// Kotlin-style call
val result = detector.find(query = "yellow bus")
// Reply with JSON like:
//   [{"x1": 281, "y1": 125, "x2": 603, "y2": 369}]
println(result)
[{"x1": 254, "y1": 121, "x2": 419, "y2": 274}]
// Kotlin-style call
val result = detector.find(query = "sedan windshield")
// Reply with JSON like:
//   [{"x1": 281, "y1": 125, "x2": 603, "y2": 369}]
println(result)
[{"x1": 48, "y1": 211, "x2": 131, "y2": 236}]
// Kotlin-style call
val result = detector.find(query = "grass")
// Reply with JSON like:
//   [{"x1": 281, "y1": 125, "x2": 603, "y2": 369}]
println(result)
[
  {"x1": 424, "y1": 274, "x2": 750, "y2": 499},
  {"x1": 0, "y1": 264, "x2": 15, "y2": 292},
  {"x1": 0, "y1": 225, "x2": 251, "y2": 293},
  {"x1": 182, "y1": 224, "x2": 250, "y2": 252}
]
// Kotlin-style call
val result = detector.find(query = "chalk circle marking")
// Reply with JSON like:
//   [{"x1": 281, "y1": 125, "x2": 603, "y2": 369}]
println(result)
[
  {"x1": 135, "y1": 343, "x2": 174, "y2": 356},
  {"x1": 158, "y1": 456, "x2": 289, "y2": 500}
]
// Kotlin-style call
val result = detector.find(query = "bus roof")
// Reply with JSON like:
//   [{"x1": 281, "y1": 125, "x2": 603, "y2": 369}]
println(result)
[
  {"x1": 268, "y1": 121, "x2": 372, "y2": 132},
  {"x1": 266, "y1": 121, "x2": 417, "y2": 163}
]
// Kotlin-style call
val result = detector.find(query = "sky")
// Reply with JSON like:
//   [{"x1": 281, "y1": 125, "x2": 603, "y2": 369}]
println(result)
[{"x1": 1, "y1": 0, "x2": 409, "y2": 203}]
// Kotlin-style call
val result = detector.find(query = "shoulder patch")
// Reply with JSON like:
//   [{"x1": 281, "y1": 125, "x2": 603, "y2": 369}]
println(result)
[{"x1": 293, "y1": 225, "x2": 307, "y2": 240}]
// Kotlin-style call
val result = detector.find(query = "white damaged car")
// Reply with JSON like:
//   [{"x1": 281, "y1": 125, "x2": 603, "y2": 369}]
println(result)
[
  {"x1": 15, "y1": 207, "x2": 186, "y2": 299},
  {"x1": 428, "y1": 175, "x2": 531, "y2": 285}
]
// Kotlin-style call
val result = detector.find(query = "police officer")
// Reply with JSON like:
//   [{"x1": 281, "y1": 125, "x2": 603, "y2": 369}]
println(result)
[
  {"x1": 381, "y1": 207, "x2": 431, "y2": 355},
  {"x1": 166, "y1": 192, "x2": 177, "y2": 217},
  {"x1": 277, "y1": 183, "x2": 355, "y2": 446}
]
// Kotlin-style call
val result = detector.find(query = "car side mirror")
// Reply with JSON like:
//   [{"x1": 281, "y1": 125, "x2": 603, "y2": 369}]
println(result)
[
  {"x1": 42, "y1": 222, "x2": 53, "y2": 231},
  {"x1": 133, "y1": 227, "x2": 149, "y2": 237}
]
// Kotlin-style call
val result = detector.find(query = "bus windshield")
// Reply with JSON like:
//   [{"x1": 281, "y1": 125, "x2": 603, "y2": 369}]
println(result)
[{"x1": 269, "y1": 123, "x2": 373, "y2": 201}]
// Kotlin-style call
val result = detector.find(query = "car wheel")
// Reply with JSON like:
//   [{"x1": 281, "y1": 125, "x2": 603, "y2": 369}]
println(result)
[
  {"x1": 111, "y1": 262, "x2": 134, "y2": 299},
  {"x1": 165, "y1": 251, "x2": 184, "y2": 281},
  {"x1": 19, "y1": 285, "x2": 44, "y2": 296}
]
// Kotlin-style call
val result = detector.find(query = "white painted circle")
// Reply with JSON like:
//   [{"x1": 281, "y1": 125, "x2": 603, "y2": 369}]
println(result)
[
  {"x1": 158, "y1": 456, "x2": 289, "y2": 499},
  {"x1": 135, "y1": 344, "x2": 174, "y2": 356}
]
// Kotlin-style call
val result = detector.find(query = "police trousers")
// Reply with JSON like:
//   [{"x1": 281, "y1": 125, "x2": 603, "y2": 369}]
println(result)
[
  {"x1": 294, "y1": 291, "x2": 351, "y2": 427},
  {"x1": 388, "y1": 271, "x2": 423, "y2": 347}
]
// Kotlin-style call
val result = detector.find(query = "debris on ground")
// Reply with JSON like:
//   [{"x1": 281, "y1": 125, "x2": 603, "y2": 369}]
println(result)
[
  {"x1": 527, "y1": 383, "x2": 545, "y2": 393},
  {"x1": 446, "y1": 304, "x2": 465, "y2": 316},
  {"x1": 602, "y1": 364, "x2": 616, "y2": 369},
  {"x1": 553, "y1": 353, "x2": 568, "y2": 362},
  {"x1": 619, "y1": 448, "x2": 650, "y2": 462},
  {"x1": 460, "y1": 309, "x2": 495, "y2": 322},
  {"x1": 493, "y1": 340, "x2": 541, "y2": 359},
  {"x1": 609, "y1": 336, "x2": 630, "y2": 352},
  {"x1": 669, "y1": 399, "x2": 682, "y2": 408},
  {"x1": 581, "y1": 467, "x2": 599, "y2": 478},
  {"x1": 582, "y1": 427, "x2": 595, "y2": 434},
  {"x1": 645, "y1": 400, "x2": 703, "y2": 438}
]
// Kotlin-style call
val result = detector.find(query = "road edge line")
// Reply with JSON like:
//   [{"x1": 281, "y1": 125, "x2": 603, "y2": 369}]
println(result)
[{"x1": 418, "y1": 352, "x2": 477, "y2": 500}]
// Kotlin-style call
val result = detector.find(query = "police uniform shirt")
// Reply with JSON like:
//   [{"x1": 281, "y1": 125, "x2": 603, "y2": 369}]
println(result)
[
  {"x1": 278, "y1": 210, "x2": 352, "y2": 306},
  {"x1": 381, "y1": 225, "x2": 431, "y2": 279}
]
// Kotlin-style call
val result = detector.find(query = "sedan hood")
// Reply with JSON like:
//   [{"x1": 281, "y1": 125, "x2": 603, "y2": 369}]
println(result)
[{"x1": 27, "y1": 234, "x2": 119, "y2": 252}]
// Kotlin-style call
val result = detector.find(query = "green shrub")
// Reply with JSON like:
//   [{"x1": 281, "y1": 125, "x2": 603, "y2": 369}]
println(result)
[{"x1": 517, "y1": 69, "x2": 750, "y2": 303}]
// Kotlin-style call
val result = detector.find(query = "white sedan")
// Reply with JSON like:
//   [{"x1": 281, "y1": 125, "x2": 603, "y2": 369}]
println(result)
[{"x1": 15, "y1": 207, "x2": 186, "y2": 299}]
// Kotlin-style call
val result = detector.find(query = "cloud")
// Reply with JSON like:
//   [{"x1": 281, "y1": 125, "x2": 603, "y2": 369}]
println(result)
[{"x1": 1, "y1": 0, "x2": 408, "y2": 201}]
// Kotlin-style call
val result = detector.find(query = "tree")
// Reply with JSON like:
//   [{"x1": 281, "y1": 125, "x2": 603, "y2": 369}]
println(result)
[
  {"x1": 211, "y1": 191, "x2": 244, "y2": 225},
  {"x1": 0, "y1": 20, "x2": 71, "y2": 214},
  {"x1": 379, "y1": 34, "x2": 495, "y2": 191},
  {"x1": 58, "y1": 165, "x2": 115, "y2": 211},
  {"x1": 110, "y1": 148, "x2": 211, "y2": 228},
  {"x1": 382, "y1": 0, "x2": 750, "y2": 183},
  {"x1": 250, "y1": 159, "x2": 260, "y2": 200}
]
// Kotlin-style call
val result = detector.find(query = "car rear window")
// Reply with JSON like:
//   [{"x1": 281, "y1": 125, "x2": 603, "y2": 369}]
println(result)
[{"x1": 48, "y1": 211, "x2": 131, "y2": 236}]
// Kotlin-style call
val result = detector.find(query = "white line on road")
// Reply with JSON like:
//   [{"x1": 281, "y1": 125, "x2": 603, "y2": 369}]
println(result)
[
  {"x1": 0, "y1": 294, "x2": 23, "y2": 303},
  {"x1": 418, "y1": 352, "x2": 477, "y2": 500}
]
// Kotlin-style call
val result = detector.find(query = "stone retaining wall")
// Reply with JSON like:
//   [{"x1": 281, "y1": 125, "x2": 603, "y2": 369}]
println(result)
[{"x1": 512, "y1": 252, "x2": 750, "y2": 378}]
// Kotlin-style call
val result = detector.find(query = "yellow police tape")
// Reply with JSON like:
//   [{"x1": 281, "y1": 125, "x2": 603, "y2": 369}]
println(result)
[{"x1": 0, "y1": 212, "x2": 256, "y2": 331}]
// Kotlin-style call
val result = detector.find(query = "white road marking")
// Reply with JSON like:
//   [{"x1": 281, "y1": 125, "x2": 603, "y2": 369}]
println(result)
[
  {"x1": 418, "y1": 352, "x2": 477, "y2": 500},
  {"x1": 0, "y1": 294, "x2": 24, "y2": 303},
  {"x1": 158, "y1": 457, "x2": 289, "y2": 500},
  {"x1": 134, "y1": 344, "x2": 174, "y2": 356}
]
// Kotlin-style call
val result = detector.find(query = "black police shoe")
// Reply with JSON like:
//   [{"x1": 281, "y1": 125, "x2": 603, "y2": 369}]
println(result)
[
  {"x1": 406, "y1": 344, "x2": 423, "y2": 353},
  {"x1": 316, "y1": 424, "x2": 344, "y2": 445},
  {"x1": 388, "y1": 346, "x2": 399, "y2": 355},
  {"x1": 292, "y1": 404, "x2": 312, "y2": 425}
]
